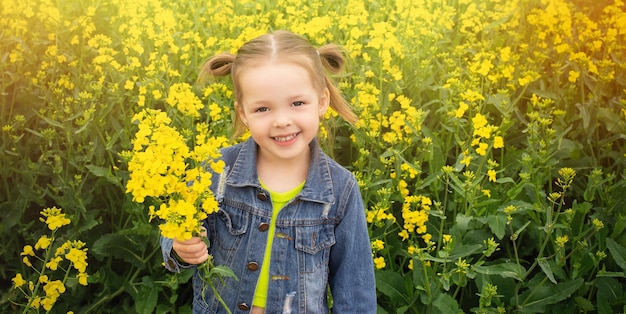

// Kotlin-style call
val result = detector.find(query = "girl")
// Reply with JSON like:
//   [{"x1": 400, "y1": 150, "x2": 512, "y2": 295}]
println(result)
[{"x1": 161, "y1": 30, "x2": 376, "y2": 313}]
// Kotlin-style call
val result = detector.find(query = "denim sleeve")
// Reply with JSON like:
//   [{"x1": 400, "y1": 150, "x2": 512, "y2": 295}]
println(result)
[
  {"x1": 328, "y1": 178, "x2": 377, "y2": 313},
  {"x1": 160, "y1": 236, "x2": 197, "y2": 272}
]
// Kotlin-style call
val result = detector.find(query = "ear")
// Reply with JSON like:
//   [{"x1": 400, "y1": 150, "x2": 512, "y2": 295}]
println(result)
[
  {"x1": 319, "y1": 87, "x2": 330, "y2": 116},
  {"x1": 235, "y1": 101, "x2": 248, "y2": 126}
]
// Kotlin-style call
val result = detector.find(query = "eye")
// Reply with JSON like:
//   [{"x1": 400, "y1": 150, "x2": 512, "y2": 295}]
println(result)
[
  {"x1": 254, "y1": 107, "x2": 269, "y2": 113},
  {"x1": 292, "y1": 101, "x2": 305, "y2": 107}
]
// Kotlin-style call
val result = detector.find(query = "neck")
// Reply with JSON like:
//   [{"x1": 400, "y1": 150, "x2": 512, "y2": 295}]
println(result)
[{"x1": 257, "y1": 153, "x2": 309, "y2": 193}]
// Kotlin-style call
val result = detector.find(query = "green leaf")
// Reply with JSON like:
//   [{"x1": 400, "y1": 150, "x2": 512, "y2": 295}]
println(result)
[
  {"x1": 595, "y1": 277, "x2": 623, "y2": 302},
  {"x1": 520, "y1": 278, "x2": 583, "y2": 312},
  {"x1": 376, "y1": 270, "x2": 408, "y2": 305},
  {"x1": 135, "y1": 276, "x2": 159, "y2": 314},
  {"x1": 86, "y1": 164, "x2": 121, "y2": 186},
  {"x1": 432, "y1": 293, "x2": 462, "y2": 314},
  {"x1": 455, "y1": 213, "x2": 474, "y2": 232},
  {"x1": 208, "y1": 265, "x2": 238, "y2": 281},
  {"x1": 0, "y1": 202, "x2": 24, "y2": 231},
  {"x1": 486, "y1": 214, "x2": 507, "y2": 240},
  {"x1": 495, "y1": 177, "x2": 515, "y2": 184},
  {"x1": 376, "y1": 305, "x2": 390, "y2": 314},
  {"x1": 574, "y1": 296, "x2": 595, "y2": 312},
  {"x1": 597, "y1": 297, "x2": 613, "y2": 314},
  {"x1": 448, "y1": 244, "x2": 483, "y2": 260},
  {"x1": 538, "y1": 258, "x2": 557, "y2": 284},
  {"x1": 92, "y1": 233, "x2": 146, "y2": 268},
  {"x1": 606, "y1": 238, "x2": 626, "y2": 271},
  {"x1": 512, "y1": 220, "x2": 531, "y2": 241},
  {"x1": 41, "y1": 116, "x2": 65, "y2": 129},
  {"x1": 472, "y1": 262, "x2": 524, "y2": 281}
]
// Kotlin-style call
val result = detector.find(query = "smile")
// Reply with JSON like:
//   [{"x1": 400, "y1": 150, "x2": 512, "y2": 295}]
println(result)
[{"x1": 273, "y1": 133, "x2": 299, "y2": 142}]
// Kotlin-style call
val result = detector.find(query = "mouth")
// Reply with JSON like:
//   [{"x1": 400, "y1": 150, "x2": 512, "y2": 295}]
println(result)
[{"x1": 272, "y1": 132, "x2": 299, "y2": 143}]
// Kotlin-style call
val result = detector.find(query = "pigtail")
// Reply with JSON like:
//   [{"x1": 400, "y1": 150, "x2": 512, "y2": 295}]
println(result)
[
  {"x1": 317, "y1": 44, "x2": 358, "y2": 124},
  {"x1": 197, "y1": 53, "x2": 236, "y2": 85},
  {"x1": 317, "y1": 44, "x2": 345, "y2": 74}
]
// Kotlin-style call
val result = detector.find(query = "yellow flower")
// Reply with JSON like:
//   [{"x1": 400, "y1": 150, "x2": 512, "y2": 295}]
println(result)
[
  {"x1": 374, "y1": 256, "x2": 386, "y2": 269},
  {"x1": 43, "y1": 279, "x2": 66, "y2": 297},
  {"x1": 46, "y1": 256, "x2": 63, "y2": 271},
  {"x1": 461, "y1": 152, "x2": 472, "y2": 167},
  {"x1": 371, "y1": 239, "x2": 385, "y2": 251},
  {"x1": 556, "y1": 235, "x2": 569, "y2": 248},
  {"x1": 31, "y1": 296, "x2": 41, "y2": 309},
  {"x1": 488, "y1": 169, "x2": 497, "y2": 182},
  {"x1": 482, "y1": 189, "x2": 491, "y2": 198},
  {"x1": 21, "y1": 245, "x2": 35, "y2": 257},
  {"x1": 40, "y1": 207, "x2": 71, "y2": 231},
  {"x1": 66, "y1": 246, "x2": 88, "y2": 273},
  {"x1": 455, "y1": 258, "x2": 470, "y2": 270},
  {"x1": 500, "y1": 47, "x2": 511, "y2": 62},
  {"x1": 472, "y1": 113, "x2": 488, "y2": 129},
  {"x1": 12, "y1": 273, "x2": 26, "y2": 288},
  {"x1": 124, "y1": 80, "x2": 134, "y2": 90},
  {"x1": 166, "y1": 83, "x2": 203, "y2": 117},
  {"x1": 476, "y1": 142, "x2": 489, "y2": 156},
  {"x1": 35, "y1": 235, "x2": 52, "y2": 250},
  {"x1": 493, "y1": 136, "x2": 504, "y2": 149},
  {"x1": 592, "y1": 218, "x2": 604, "y2": 231},
  {"x1": 443, "y1": 234, "x2": 452, "y2": 243},
  {"x1": 422, "y1": 233, "x2": 433, "y2": 244},
  {"x1": 77, "y1": 272, "x2": 89, "y2": 286},
  {"x1": 568, "y1": 70, "x2": 580, "y2": 83},
  {"x1": 455, "y1": 101, "x2": 469, "y2": 118},
  {"x1": 398, "y1": 229, "x2": 409, "y2": 241}
]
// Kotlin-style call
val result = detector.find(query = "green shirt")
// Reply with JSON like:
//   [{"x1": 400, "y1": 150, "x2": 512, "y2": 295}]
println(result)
[{"x1": 252, "y1": 179, "x2": 305, "y2": 308}]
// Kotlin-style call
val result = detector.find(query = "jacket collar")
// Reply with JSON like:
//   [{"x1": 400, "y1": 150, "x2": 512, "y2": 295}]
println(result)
[{"x1": 225, "y1": 137, "x2": 335, "y2": 204}]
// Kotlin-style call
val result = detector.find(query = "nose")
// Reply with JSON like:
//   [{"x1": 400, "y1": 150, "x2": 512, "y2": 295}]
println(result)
[{"x1": 272, "y1": 111, "x2": 292, "y2": 128}]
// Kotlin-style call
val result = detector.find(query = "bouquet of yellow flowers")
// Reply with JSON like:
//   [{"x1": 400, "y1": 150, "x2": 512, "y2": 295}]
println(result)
[{"x1": 124, "y1": 83, "x2": 235, "y2": 313}]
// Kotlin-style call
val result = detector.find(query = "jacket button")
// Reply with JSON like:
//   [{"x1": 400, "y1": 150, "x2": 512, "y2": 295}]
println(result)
[
  {"x1": 237, "y1": 302, "x2": 250, "y2": 311},
  {"x1": 167, "y1": 260, "x2": 176, "y2": 269},
  {"x1": 257, "y1": 192, "x2": 268, "y2": 201},
  {"x1": 247, "y1": 261, "x2": 259, "y2": 271},
  {"x1": 258, "y1": 222, "x2": 270, "y2": 232}
]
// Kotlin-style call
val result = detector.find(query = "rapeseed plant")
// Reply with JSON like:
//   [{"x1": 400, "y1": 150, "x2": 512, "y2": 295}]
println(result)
[{"x1": 11, "y1": 207, "x2": 88, "y2": 313}]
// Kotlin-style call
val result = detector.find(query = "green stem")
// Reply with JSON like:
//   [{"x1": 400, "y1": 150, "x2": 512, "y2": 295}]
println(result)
[
  {"x1": 199, "y1": 261, "x2": 232, "y2": 314},
  {"x1": 510, "y1": 223, "x2": 523, "y2": 308},
  {"x1": 22, "y1": 232, "x2": 57, "y2": 314}
]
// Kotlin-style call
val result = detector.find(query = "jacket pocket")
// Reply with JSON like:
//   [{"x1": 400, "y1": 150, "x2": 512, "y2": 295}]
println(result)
[
  {"x1": 212, "y1": 205, "x2": 249, "y2": 252},
  {"x1": 217, "y1": 206, "x2": 249, "y2": 235},
  {"x1": 295, "y1": 224, "x2": 335, "y2": 273}
]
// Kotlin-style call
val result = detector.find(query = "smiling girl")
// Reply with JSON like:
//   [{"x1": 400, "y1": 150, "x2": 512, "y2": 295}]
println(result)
[{"x1": 161, "y1": 30, "x2": 376, "y2": 314}]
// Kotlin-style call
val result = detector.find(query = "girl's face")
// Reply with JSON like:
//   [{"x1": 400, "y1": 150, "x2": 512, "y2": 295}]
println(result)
[{"x1": 236, "y1": 62, "x2": 329, "y2": 164}]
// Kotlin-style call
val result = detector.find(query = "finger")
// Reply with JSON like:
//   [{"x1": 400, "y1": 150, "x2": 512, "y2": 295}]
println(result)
[
  {"x1": 183, "y1": 251, "x2": 209, "y2": 264},
  {"x1": 174, "y1": 236, "x2": 202, "y2": 246},
  {"x1": 173, "y1": 242, "x2": 209, "y2": 263},
  {"x1": 173, "y1": 240, "x2": 206, "y2": 254}
]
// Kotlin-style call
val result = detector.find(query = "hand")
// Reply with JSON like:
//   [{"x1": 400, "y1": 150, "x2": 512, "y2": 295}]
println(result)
[{"x1": 172, "y1": 228, "x2": 209, "y2": 265}]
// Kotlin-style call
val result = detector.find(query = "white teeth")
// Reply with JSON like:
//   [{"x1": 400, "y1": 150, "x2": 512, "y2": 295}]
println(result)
[{"x1": 274, "y1": 134, "x2": 297, "y2": 142}]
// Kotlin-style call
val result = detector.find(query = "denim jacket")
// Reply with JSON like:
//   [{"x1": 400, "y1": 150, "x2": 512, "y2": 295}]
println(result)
[{"x1": 161, "y1": 138, "x2": 376, "y2": 313}]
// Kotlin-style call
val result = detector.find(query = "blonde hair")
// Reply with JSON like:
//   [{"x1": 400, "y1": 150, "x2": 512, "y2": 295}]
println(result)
[{"x1": 199, "y1": 30, "x2": 357, "y2": 138}]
